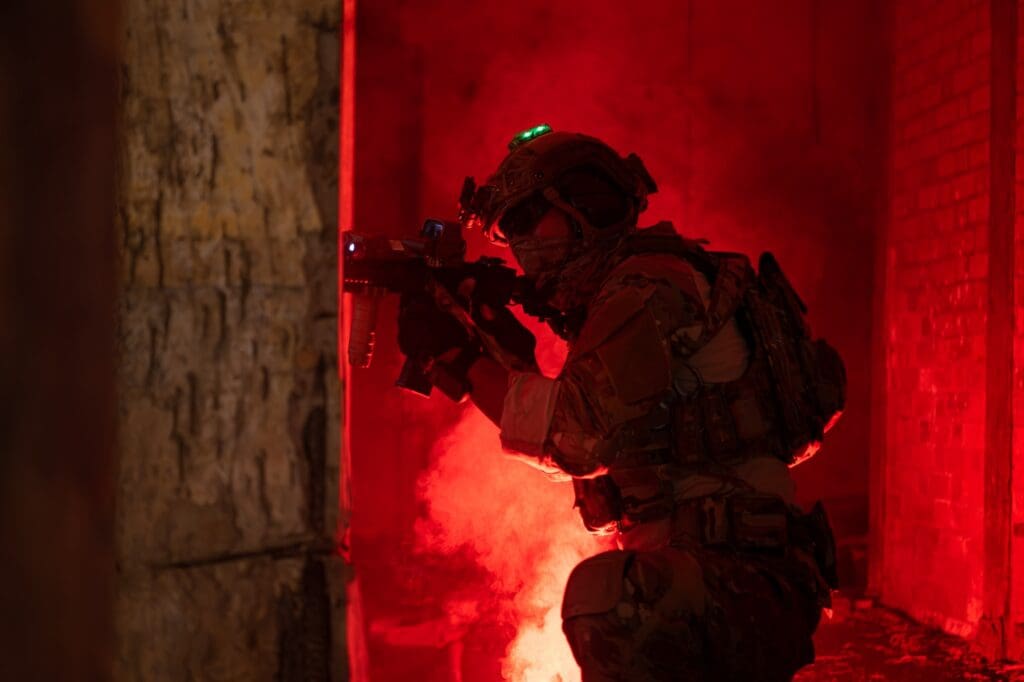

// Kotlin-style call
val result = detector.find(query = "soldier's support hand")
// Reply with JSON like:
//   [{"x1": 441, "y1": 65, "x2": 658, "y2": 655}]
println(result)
[
  {"x1": 397, "y1": 291, "x2": 480, "y2": 399},
  {"x1": 455, "y1": 275, "x2": 538, "y2": 371},
  {"x1": 397, "y1": 291, "x2": 472, "y2": 360},
  {"x1": 471, "y1": 301, "x2": 538, "y2": 371}
]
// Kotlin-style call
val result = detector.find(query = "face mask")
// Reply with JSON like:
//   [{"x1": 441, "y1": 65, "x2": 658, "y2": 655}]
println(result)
[{"x1": 509, "y1": 234, "x2": 576, "y2": 281}]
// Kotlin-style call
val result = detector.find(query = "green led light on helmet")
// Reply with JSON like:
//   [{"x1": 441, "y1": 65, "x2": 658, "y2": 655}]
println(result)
[{"x1": 508, "y1": 123, "x2": 552, "y2": 150}]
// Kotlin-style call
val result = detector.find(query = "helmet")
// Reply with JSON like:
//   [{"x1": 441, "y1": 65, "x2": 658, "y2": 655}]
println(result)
[{"x1": 459, "y1": 125, "x2": 658, "y2": 245}]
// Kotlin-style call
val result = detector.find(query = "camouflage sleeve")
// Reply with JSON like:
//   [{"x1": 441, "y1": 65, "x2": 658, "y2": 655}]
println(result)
[{"x1": 499, "y1": 254, "x2": 709, "y2": 477}]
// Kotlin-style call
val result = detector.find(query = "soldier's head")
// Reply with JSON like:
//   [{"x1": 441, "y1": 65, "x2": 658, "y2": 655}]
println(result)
[{"x1": 460, "y1": 126, "x2": 657, "y2": 291}]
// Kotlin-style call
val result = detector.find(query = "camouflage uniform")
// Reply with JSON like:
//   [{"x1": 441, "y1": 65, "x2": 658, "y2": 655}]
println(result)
[
  {"x1": 561, "y1": 544, "x2": 823, "y2": 681},
  {"x1": 499, "y1": 230, "x2": 833, "y2": 681},
  {"x1": 458, "y1": 128, "x2": 840, "y2": 680}
]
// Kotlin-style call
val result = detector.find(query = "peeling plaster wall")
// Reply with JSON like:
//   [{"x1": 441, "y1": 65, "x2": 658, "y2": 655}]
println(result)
[{"x1": 114, "y1": 1, "x2": 347, "y2": 679}]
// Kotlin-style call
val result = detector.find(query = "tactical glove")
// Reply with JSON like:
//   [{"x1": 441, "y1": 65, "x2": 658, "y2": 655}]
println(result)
[
  {"x1": 397, "y1": 291, "x2": 471, "y2": 359},
  {"x1": 397, "y1": 291, "x2": 479, "y2": 400},
  {"x1": 470, "y1": 300, "x2": 538, "y2": 372},
  {"x1": 397, "y1": 284, "x2": 539, "y2": 401}
]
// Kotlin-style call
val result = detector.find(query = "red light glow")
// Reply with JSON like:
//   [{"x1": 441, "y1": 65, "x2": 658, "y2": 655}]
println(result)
[{"x1": 352, "y1": 2, "x2": 883, "y2": 673}]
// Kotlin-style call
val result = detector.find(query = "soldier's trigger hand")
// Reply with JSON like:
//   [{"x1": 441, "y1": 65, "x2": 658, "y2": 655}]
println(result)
[
  {"x1": 397, "y1": 291, "x2": 472, "y2": 360},
  {"x1": 471, "y1": 302, "x2": 537, "y2": 370}
]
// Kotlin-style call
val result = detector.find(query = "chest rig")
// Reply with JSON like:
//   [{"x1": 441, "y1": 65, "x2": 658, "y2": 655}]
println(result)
[{"x1": 572, "y1": 226, "x2": 847, "y2": 535}]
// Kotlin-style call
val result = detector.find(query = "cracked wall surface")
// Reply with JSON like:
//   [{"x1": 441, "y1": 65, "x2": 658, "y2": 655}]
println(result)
[{"x1": 115, "y1": 1, "x2": 346, "y2": 679}]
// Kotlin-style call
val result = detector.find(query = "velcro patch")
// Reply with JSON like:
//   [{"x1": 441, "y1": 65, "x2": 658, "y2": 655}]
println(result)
[{"x1": 595, "y1": 305, "x2": 673, "y2": 404}]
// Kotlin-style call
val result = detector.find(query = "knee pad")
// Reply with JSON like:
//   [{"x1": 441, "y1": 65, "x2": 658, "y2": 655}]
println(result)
[
  {"x1": 562, "y1": 550, "x2": 634, "y2": 620},
  {"x1": 641, "y1": 548, "x2": 706, "y2": 620},
  {"x1": 561, "y1": 549, "x2": 709, "y2": 680},
  {"x1": 562, "y1": 547, "x2": 707, "y2": 621}
]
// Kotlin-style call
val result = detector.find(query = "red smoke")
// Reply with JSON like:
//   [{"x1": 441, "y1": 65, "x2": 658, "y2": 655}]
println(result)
[
  {"x1": 353, "y1": 2, "x2": 882, "y2": 677},
  {"x1": 414, "y1": 322, "x2": 606, "y2": 680}
]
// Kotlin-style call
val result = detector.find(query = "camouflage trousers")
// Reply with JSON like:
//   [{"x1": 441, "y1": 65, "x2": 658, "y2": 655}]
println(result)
[{"x1": 561, "y1": 544, "x2": 825, "y2": 681}]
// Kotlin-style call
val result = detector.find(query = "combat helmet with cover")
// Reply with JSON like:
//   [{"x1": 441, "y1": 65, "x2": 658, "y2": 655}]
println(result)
[{"x1": 459, "y1": 124, "x2": 658, "y2": 246}]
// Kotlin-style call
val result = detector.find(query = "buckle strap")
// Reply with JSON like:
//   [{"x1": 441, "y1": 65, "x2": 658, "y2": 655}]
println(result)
[{"x1": 664, "y1": 494, "x2": 790, "y2": 551}]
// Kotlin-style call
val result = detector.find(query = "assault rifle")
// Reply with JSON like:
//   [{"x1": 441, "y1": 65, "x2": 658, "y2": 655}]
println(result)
[{"x1": 342, "y1": 218, "x2": 539, "y2": 399}]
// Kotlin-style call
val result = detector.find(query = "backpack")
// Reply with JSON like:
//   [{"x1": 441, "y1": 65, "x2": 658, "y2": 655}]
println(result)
[
  {"x1": 625, "y1": 225, "x2": 846, "y2": 466},
  {"x1": 740, "y1": 252, "x2": 846, "y2": 465}
]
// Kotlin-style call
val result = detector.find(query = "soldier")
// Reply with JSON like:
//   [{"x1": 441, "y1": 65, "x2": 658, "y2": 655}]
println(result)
[{"x1": 397, "y1": 126, "x2": 845, "y2": 681}]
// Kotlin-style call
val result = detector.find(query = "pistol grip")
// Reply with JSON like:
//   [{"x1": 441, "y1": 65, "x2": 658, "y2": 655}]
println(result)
[{"x1": 396, "y1": 357, "x2": 433, "y2": 397}]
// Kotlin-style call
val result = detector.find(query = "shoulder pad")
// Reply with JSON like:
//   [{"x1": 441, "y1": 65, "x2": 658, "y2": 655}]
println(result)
[
  {"x1": 593, "y1": 304, "x2": 673, "y2": 404},
  {"x1": 573, "y1": 284, "x2": 651, "y2": 358},
  {"x1": 608, "y1": 252, "x2": 702, "y2": 293},
  {"x1": 574, "y1": 254, "x2": 704, "y2": 354},
  {"x1": 571, "y1": 259, "x2": 677, "y2": 405}
]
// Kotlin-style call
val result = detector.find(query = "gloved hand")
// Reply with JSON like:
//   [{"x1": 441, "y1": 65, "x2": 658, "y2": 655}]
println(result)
[
  {"x1": 471, "y1": 300, "x2": 538, "y2": 372},
  {"x1": 397, "y1": 291, "x2": 479, "y2": 400},
  {"x1": 441, "y1": 274, "x2": 538, "y2": 372},
  {"x1": 397, "y1": 290, "x2": 472, "y2": 361},
  {"x1": 396, "y1": 283, "x2": 539, "y2": 401}
]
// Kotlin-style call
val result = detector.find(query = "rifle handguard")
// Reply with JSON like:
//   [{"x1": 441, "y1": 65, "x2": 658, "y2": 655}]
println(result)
[{"x1": 349, "y1": 290, "x2": 385, "y2": 368}]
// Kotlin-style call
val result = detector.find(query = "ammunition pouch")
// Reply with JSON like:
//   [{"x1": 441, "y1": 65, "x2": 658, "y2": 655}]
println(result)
[
  {"x1": 679, "y1": 495, "x2": 840, "y2": 590},
  {"x1": 655, "y1": 494, "x2": 790, "y2": 553},
  {"x1": 789, "y1": 501, "x2": 839, "y2": 589},
  {"x1": 578, "y1": 465, "x2": 838, "y2": 591},
  {"x1": 671, "y1": 379, "x2": 785, "y2": 467}
]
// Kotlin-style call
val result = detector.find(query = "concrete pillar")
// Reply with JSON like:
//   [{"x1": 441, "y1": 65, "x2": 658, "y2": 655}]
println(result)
[{"x1": 114, "y1": 1, "x2": 349, "y2": 678}]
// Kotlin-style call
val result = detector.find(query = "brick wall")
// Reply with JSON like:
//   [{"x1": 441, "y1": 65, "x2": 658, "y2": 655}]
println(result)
[{"x1": 881, "y1": 0, "x2": 992, "y2": 638}]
